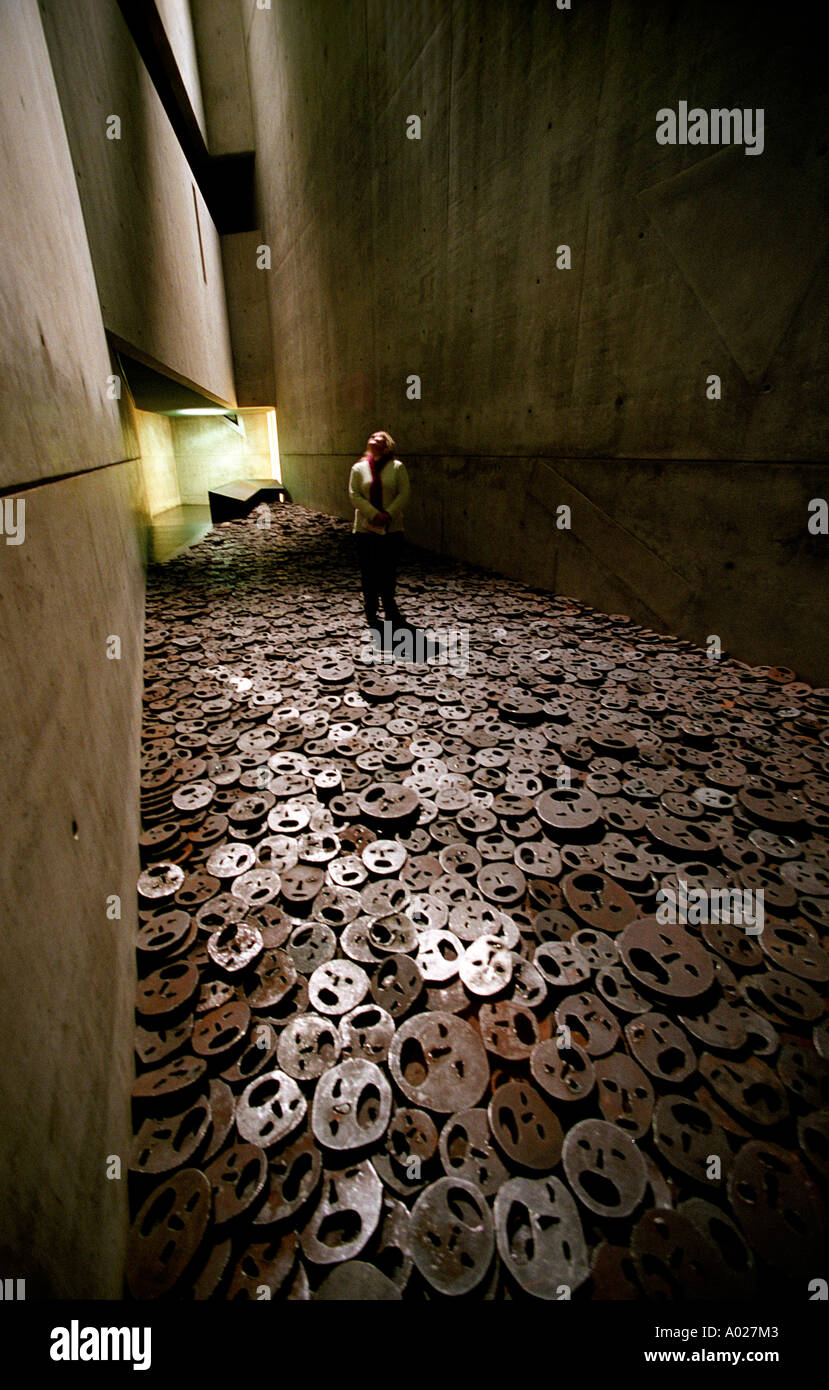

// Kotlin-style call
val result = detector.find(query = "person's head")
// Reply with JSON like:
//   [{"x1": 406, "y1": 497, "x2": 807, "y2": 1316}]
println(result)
[{"x1": 366, "y1": 430, "x2": 394, "y2": 462}]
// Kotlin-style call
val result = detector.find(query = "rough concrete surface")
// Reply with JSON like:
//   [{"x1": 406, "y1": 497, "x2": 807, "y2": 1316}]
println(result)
[
  {"x1": 246, "y1": 0, "x2": 828, "y2": 675},
  {"x1": 41, "y1": 0, "x2": 237, "y2": 407},
  {"x1": 0, "y1": 462, "x2": 143, "y2": 1298}
]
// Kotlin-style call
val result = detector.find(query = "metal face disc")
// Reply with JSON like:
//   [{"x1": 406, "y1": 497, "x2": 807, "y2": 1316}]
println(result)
[
  {"x1": 698, "y1": 1053, "x2": 789, "y2": 1128},
  {"x1": 630, "y1": 1208, "x2": 726, "y2": 1300},
  {"x1": 286, "y1": 922, "x2": 337, "y2": 975},
  {"x1": 311, "y1": 1059, "x2": 393, "y2": 1150},
  {"x1": 204, "y1": 1141, "x2": 268, "y2": 1224},
  {"x1": 488, "y1": 1080, "x2": 564, "y2": 1170},
  {"x1": 277, "y1": 1013, "x2": 342, "y2": 1080},
  {"x1": 478, "y1": 1000, "x2": 540, "y2": 1059},
  {"x1": 314, "y1": 1261, "x2": 401, "y2": 1300},
  {"x1": 438, "y1": 1108, "x2": 509, "y2": 1196},
  {"x1": 494, "y1": 1176, "x2": 589, "y2": 1299},
  {"x1": 652, "y1": 1093, "x2": 732, "y2": 1185},
  {"x1": 308, "y1": 960, "x2": 370, "y2": 1016},
  {"x1": 137, "y1": 960, "x2": 199, "y2": 1017},
  {"x1": 510, "y1": 955, "x2": 548, "y2": 1011},
  {"x1": 207, "y1": 920, "x2": 264, "y2": 974},
  {"x1": 459, "y1": 935, "x2": 514, "y2": 996},
  {"x1": 300, "y1": 1161, "x2": 383, "y2": 1266},
  {"x1": 388, "y1": 1012, "x2": 489, "y2": 1112},
  {"x1": 562, "y1": 870, "x2": 637, "y2": 934},
  {"x1": 594, "y1": 1053, "x2": 654, "y2": 1139},
  {"x1": 415, "y1": 929, "x2": 464, "y2": 982},
  {"x1": 536, "y1": 787, "x2": 602, "y2": 839},
  {"x1": 367, "y1": 912, "x2": 418, "y2": 955},
  {"x1": 562, "y1": 1118, "x2": 647, "y2": 1220},
  {"x1": 192, "y1": 1001, "x2": 250, "y2": 1059},
  {"x1": 619, "y1": 918, "x2": 715, "y2": 1001},
  {"x1": 570, "y1": 928, "x2": 619, "y2": 971},
  {"x1": 202, "y1": 1079, "x2": 236, "y2": 1164},
  {"x1": 371, "y1": 955, "x2": 424, "y2": 1020},
  {"x1": 625, "y1": 1012, "x2": 697, "y2": 1085},
  {"x1": 533, "y1": 940, "x2": 591, "y2": 991},
  {"x1": 677, "y1": 996, "x2": 747, "y2": 1052},
  {"x1": 727, "y1": 1141, "x2": 826, "y2": 1279},
  {"x1": 222, "y1": 1020, "x2": 280, "y2": 1086},
  {"x1": 555, "y1": 991, "x2": 621, "y2": 1057},
  {"x1": 236, "y1": 1069, "x2": 307, "y2": 1148},
  {"x1": 132, "y1": 1055, "x2": 207, "y2": 1110},
  {"x1": 409, "y1": 1178, "x2": 495, "y2": 1296},
  {"x1": 338, "y1": 1004, "x2": 396, "y2": 1064},
  {"x1": 595, "y1": 963, "x2": 651, "y2": 1016},
  {"x1": 530, "y1": 1038, "x2": 596, "y2": 1104},
  {"x1": 227, "y1": 1233, "x2": 298, "y2": 1300},
  {"x1": 384, "y1": 1107, "x2": 438, "y2": 1170},
  {"x1": 246, "y1": 948, "x2": 297, "y2": 1010},
  {"x1": 136, "y1": 909, "x2": 195, "y2": 957},
  {"x1": 677, "y1": 1198, "x2": 755, "y2": 1297},
  {"x1": 126, "y1": 1169, "x2": 211, "y2": 1298},
  {"x1": 129, "y1": 1097, "x2": 212, "y2": 1175},
  {"x1": 253, "y1": 1125, "x2": 322, "y2": 1227},
  {"x1": 134, "y1": 1017, "x2": 193, "y2": 1068}
]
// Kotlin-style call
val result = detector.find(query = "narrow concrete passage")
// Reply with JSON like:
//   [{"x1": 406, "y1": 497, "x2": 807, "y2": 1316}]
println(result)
[{"x1": 129, "y1": 504, "x2": 829, "y2": 1300}]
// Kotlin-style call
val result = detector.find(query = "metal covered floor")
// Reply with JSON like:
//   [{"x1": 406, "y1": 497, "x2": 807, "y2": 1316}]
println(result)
[{"x1": 129, "y1": 504, "x2": 829, "y2": 1300}]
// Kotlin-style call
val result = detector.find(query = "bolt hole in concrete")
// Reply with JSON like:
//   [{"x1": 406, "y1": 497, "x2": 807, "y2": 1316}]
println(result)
[{"x1": 126, "y1": 505, "x2": 829, "y2": 1300}]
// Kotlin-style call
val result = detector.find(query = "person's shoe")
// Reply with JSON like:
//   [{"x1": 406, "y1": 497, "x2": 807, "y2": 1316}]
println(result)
[{"x1": 385, "y1": 608, "x2": 413, "y2": 634}]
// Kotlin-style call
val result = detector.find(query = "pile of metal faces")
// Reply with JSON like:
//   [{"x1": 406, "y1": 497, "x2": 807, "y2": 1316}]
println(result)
[{"x1": 127, "y1": 504, "x2": 829, "y2": 1300}]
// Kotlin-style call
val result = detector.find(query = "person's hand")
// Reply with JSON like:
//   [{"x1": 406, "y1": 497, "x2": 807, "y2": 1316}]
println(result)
[{"x1": 373, "y1": 510, "x2": 391, "y2": 530}]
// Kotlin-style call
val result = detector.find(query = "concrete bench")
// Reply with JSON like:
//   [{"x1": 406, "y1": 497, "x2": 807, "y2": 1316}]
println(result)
[{"x1": 207, "y1": 479, "x2": 290, "y2": 524}]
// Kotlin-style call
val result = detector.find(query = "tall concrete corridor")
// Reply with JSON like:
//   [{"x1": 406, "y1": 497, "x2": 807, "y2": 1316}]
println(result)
[{"x1": 0, "y1": 0, "x2": 826, "y2": 1319}]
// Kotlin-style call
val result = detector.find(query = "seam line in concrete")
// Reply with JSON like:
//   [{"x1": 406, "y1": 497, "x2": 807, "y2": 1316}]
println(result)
[
  {"x1": 0, "y1": 458, "x2": 138, "y2": 500},
  {"x1": 531, "y1": 461, "x2": 695, "y2": 595}
]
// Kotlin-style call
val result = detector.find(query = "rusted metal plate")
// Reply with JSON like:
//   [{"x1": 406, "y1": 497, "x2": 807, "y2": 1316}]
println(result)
[
  {"x1": 494, "y1": 1176, "x2": 589, "y2": 1299},
  {"x1": 488, "y1": 1081, "x2": 563, "y2": 1170},
  {"x1": 137, "y1": 504, "x2": 829, "y2": 1299},
  {"x1": 204, "y1": 1141, "x2": 268, "y2": 1224},
  {"x1": 300, "y1": 1161, "x2": 383, "y2": 1266},
  {"x1": 408, "y1": 1178, "x2": 495, "y2": 1295},
  {"x1": 228, "y1": 1233, "x2": 297, "y2": 1299},
  {"x1": 388, "y1": 1013, "x2": 489, "y2": 1112},
  {"x1": 727, "y1": 1140, "x2": 826, "y2": 1279},
  {"x1": 594, "y1": 1052, "x2": 654, "y2": 1138},
  {"x1": 311, "y1": 1059, "x2": 392, "y2": 1149},
  {"x1": 619, "y1": 919, "x2": 714, "y2": 1001},
  {"x1": 562, "y1": 1118, "x2": 647, "y2": 1219},
  {"x1": 630, "y1": 1208, "x2": 725, "y2": 1299},
  {"x1": 129, "y1": 1096, "x2": 212, "y2": 1175},
  {"x1": 652, "y1": 1093, "x2": 731, "y2": 1184},
  {"x1": 252, "y1": 1126, "x2": 322, "y2": 1227},
  {"x1": 236, "y1": 1069, "x2": 307, "y2": 1148},
  {"x1": 126, "y1": 1169, "x2": 212, "y2": 1299}
]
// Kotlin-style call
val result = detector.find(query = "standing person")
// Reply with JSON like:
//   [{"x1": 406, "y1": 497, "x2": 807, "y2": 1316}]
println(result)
[{"x1": 349, "y1": 430, "x2": 411, "y2": 635}]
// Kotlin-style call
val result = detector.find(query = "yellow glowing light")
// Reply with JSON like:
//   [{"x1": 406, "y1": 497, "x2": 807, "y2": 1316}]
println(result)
[{"x1": 267, "y1": 409, "x2": 282, "y2": 484}]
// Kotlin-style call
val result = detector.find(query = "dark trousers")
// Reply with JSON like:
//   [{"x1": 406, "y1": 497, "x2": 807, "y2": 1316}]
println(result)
[{"x1": 354, "y1": 532, "x2": 402, "y2": 625}]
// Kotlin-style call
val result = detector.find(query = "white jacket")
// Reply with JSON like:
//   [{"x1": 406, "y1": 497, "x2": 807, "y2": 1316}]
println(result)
[{"x1": 349, "y1": 456, "x2": 410, "y2": 534}]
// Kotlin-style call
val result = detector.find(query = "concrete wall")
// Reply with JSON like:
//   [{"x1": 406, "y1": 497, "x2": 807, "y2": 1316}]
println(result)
[
  {"x1": 242, "y1": 0, "x2": 829, "y2": 680},
  {"x1": 156, "y1": 0, "x2": 208, "y2": 140},
  {"x1": 221, "y1": 232, "x2": 276, "y2": 405},
  {"x1": 0, "y1": 0, "x2": 143, "y2": 1297},
  {"x1": 41, "y1": 0, "x2": 236, "y2": 406},
  {"x1": 171, "y1": 410, "x2": 266, "y2": 502},
  {"x1": 191, "y1": 0, "x2": 254, "y2": 156},
  {"x1": 134, "y1": 408, "x2": 181, "y2": 516}
]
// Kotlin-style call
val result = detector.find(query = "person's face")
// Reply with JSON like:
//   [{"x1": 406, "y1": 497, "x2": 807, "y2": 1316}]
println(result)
[{"x1": 368, "y1": 434, "x2": 387, "y2": 459}]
